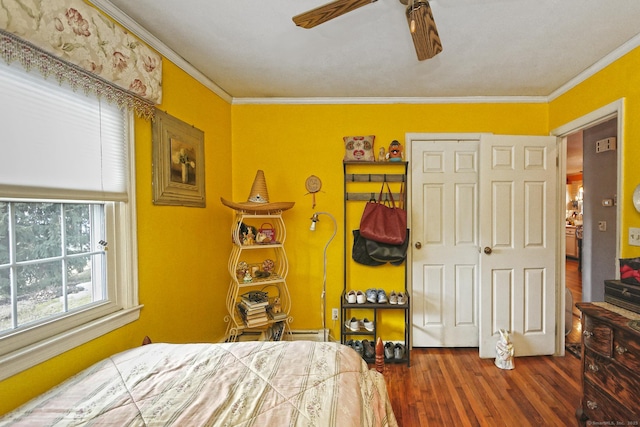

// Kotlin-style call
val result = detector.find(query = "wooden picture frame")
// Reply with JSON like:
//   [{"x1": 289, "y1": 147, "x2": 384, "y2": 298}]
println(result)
[{"x1": 152, "y1": 110, "x2": 206, "y2": 207}]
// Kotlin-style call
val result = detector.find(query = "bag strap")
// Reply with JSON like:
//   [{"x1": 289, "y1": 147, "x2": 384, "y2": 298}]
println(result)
[{"x1": 378, "y1": 181, "x2": 396, "y2": 208}]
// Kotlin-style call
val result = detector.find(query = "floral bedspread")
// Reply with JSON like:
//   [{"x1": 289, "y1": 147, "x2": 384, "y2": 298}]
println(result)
[{"x1": 0, "y1": 341, "x2": 398, "y2": 427}]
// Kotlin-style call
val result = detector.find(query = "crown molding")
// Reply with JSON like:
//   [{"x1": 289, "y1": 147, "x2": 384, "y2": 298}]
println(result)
[
  {"x1": 90, "y1": 0, "x2": 233, "y2": 104},
  {"x1": 231, "y1": 96, "x2": 548, "y2": 105},
  {"x1": 548, "y1": 33, "x2": 640, "y2": 102}
]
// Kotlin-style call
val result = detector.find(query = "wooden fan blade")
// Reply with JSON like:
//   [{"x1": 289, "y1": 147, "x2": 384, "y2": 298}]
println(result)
[
  {"x1": 293, "y1": 0, "x2": 378, "y2": 29},
  {"x1": 406, "y1": 1, "x2": 442, "y2": 61}
]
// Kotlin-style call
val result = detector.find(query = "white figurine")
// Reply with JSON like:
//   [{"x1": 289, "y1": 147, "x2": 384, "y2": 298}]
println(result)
[
  {"x1": 378, "y1": 147, "x2": 386, "y2": 162},
  {"x1": 495, "y1": 329, "x2": 515, "y2": 370}
]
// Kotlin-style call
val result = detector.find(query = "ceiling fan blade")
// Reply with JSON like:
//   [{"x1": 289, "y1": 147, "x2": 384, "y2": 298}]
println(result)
[
  {"x1": 406, "y1": 1, "x2": 442, "y2": 61},
  {"x1": 293, "y1": 0, "x2": 378, "y2": 29}
]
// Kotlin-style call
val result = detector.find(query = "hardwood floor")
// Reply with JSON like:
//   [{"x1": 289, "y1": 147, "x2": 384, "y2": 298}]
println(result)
[
  {"x1": 566, "y1": 258, "x2": 583, "y2": 344},
  {"x1": 379, "y1": 259, "x2": 584, "y2": 426},
  {"x1": 381, "y1": 348, "x2": 582, "y2": 426}
]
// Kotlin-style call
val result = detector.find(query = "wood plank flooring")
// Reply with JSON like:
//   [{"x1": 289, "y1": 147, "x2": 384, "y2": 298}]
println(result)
[
  {"x1": 381, "y1": 348, "x2": 582, "y2": 426},
  {"x1": 380, "y1": 259, "x2": 584, "y2": 426},
  {"x1": 566, "y1": 258, "x2": 583, "y2": 344}
]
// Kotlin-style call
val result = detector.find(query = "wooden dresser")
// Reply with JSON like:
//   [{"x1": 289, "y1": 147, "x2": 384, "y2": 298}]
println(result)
[{"x1": 576, "y1": 302, "x2": 640, "y2": 425}]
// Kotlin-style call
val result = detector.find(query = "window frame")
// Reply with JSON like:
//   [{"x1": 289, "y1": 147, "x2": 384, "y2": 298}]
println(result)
[{"x1": 0, "y1": 112, "x2": 141, "y2": 382}]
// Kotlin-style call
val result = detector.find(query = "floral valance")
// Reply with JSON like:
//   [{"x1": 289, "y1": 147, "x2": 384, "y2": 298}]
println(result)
[{"x1": 0, "y1": 0, "x2": 162, "y2": 119}]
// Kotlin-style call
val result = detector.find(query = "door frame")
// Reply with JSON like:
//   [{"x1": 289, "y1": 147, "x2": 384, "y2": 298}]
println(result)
[{"x1": 551, "y1": 98, "x2": 624, "y2": 355}]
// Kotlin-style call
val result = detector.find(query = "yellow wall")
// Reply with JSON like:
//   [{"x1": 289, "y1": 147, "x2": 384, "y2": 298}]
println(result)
[
  {"x1": 549, "y1": 47, "x2": 640, "y2": 258},
  {"x1": 0, "y1": 59, "x2": 233, "y2": 415},
  {"x1": 231, "y1": 103, "x2": 548, "y2": 339}
]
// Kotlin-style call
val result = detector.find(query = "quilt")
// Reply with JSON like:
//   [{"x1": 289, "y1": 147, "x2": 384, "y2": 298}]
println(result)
[{"x1": 0, "y1": 340, "x2": 397, "y2": 427}]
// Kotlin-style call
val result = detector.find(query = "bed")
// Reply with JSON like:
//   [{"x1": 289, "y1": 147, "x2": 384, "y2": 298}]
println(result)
[{"x1": 0, "y1": 340, "x2": 397, "y2": 426}]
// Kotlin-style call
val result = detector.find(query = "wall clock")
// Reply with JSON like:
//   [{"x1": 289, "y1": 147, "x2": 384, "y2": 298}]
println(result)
[
  {"x1": 633, "y1": 184, "x2": 640, "y2": 213},
  {"x1": 305, "y1": 175, "x2": 322, "y2": 208}
]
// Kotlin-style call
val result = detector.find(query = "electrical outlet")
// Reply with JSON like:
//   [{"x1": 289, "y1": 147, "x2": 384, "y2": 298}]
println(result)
[
  {"x1": 331, "y1": 308, "x2": 339, "y2": 321},
  {"x1": 630, "y1": 227, "x2": 640, "y2": 246}
]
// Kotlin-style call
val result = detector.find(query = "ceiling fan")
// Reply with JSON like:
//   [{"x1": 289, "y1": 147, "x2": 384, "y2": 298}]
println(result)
[{"x1": 292, "y1": 0, "x2": 442, "y2": 61}]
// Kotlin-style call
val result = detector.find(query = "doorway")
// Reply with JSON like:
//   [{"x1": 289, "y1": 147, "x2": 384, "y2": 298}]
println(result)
[{"x1": 553, "y1": 99, "x2": 622, "y2": 354}]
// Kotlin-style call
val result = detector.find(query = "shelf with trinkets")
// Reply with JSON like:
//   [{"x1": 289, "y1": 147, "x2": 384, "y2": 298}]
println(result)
[{"x1": 220, "y1": 170, "x2": 294, "y2": 342}]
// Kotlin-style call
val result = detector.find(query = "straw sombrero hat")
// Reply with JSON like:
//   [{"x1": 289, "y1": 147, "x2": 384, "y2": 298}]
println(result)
[{"x1": 220, "y1": 170, "x2": 295, "y2": 213}]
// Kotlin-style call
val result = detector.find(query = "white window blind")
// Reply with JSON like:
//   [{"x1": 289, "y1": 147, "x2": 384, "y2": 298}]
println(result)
[{"x1": 0, "y1": 60, "x2": 127, "y2": 201}]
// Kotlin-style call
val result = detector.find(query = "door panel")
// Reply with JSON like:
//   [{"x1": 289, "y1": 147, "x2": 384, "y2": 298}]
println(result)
[
  {"x1": 412, "y1": 140, "x2": 479, "y2": 347},
  {"x1": 479, "y1": 134, "x2": 557, "y2": 357}
]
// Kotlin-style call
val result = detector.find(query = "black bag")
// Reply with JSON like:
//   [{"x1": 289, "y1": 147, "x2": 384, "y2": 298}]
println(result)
[
  {"x1": 352, "y1": 230, "x2": 384, "y2": 266},
  {"x1": 365, "y1": 229, "x2": 410, "y2": 264}
]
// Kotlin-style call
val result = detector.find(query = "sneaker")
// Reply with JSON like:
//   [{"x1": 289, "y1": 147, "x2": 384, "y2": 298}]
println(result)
[
  {"x1": 377, "y1": 289, "x2": 388, "y2": 304},
  {"x1": 356, "y1": 290, "x2": 366, "y2": 304},
  {"x1": 345, "y1": 339, "x2": 354, "y2": 349},
  {"x1": 345, "y1": 290, "x2": 356, "y2": 304},
  {"x1": 353, "y1": 340, "x2": 364, "y2": 356},
  {"x1": 397, "y1": 292, "x2": 407, "y2": 305},
  {"x1": 384, "y1": 341, "x2": 394, "y2": 359},
  {"x1": 363, "y1": 318, "x2": 374, "y2": 331},
  {"x1": 349, "y1": 317, "x2": 359, "y2": 331},
  {"x1": 389, "y1": 290, "x2": 398, "y2": 305},
  {"x1": 394, "y1": 343, "x2": 405, "y2": 360},
  {"x1": 366, "y1": 288, "x2": 378, "y2": 303},
  {"x1": 362, "y1": 339, "x2": 375, "y2": 359}
]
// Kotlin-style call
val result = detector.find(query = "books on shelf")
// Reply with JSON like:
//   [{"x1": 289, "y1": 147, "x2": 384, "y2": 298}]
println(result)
[
  {"x1": 237, "y1": 302, "x2": 269, "y2": 327},
  {"x1": 268, "y1": 310, "x2": 287, "y2": 322}
]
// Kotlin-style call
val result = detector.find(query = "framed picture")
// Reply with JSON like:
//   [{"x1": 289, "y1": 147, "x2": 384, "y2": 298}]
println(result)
[{"x1": 152, "y1": 110, "x2": 205, "y2": 207}]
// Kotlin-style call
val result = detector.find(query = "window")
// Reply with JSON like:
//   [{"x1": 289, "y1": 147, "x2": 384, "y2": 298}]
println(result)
[{"x1": 0, "y1": 59, "x2": 140, "y2": 381}]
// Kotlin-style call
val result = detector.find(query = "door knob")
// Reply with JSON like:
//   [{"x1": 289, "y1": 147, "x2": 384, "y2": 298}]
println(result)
[
  {"x1": 483, "y1": 247, "x2": 492, "y2": 255},
  {"x1": 415, "y1": 242, "x2": 422, "y2": 249}
]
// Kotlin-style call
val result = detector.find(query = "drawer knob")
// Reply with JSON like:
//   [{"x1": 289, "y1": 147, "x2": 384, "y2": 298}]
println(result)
[
  {"x1": 583, "y1": 330, "x2": 594, "y2": 337},
  {"x1": 586, "y1": 400, "x2": 598, "y2": 410},
  {"x1": 615, "y1": 345, "x2": 627, "y2": 355},
  {"x1": 588, "y1": 363, "x2": 599, "y2": 372}
]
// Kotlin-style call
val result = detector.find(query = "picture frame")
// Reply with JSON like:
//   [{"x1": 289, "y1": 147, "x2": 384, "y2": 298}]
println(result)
[{"x1": 152, "y1": 110, "x2": 206, "y2": 207}]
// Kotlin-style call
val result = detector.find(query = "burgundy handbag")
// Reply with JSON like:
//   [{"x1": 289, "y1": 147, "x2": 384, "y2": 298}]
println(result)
[{"x1": 359, "y1": 182, "x2": 407, "y2": 245}]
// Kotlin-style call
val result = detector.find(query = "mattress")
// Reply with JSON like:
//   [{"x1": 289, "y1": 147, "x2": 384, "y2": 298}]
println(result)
[{"x1": 0, "y1": 340, "x2": 397, "y2": 427}]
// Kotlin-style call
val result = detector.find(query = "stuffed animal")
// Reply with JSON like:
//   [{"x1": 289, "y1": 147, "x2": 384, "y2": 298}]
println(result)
[{"x1": 271, "y1": 297, "x2": 282, "y2": 314}]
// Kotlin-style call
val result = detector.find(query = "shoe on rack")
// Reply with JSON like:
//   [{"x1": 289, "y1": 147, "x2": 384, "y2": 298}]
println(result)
[
  {"x1": 363, "y1": 318, "x2": 374, "y2": 332},
  {"x1": 356, "y1": 290, "x2": 366, "y2": 304},
  {"x1": 353, "y1": 340, "x2": 364, "y2": 357},
  {"x1": 384, "y1": 341, "x2": 394, "y2": 359},
  {"x1": 345, "y1": 339, "x2": 354, "y2": 349},
  {"x1": 394, "y1": 343, "x2": 405, "y2": 360},
  {"x1": 345, "y1": 290, "x2": 357, "y2": 304},
  {"x1": 362, "y1": 339, "x2": 375, "y2": 359},
  {"x1": 349, "y1": 317, "x2": 360, "y2": 331},
  {"x1": 389, "y1": 290, "x2": 398, "y2": 305},
  {"x1": 377, "y1": 289, "x2": 388, "y2": 304},
  {"x1": 366, "y1": 288, "x2": 378, "y2": 303},
  {"x1": 397, "y1": 292, "x2": 407, "y2": 305}
]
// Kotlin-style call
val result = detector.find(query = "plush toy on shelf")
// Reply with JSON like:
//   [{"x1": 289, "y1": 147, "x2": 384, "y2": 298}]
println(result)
[{"x1": 386, "y1": 140, "x2": 403, "y2": 162}]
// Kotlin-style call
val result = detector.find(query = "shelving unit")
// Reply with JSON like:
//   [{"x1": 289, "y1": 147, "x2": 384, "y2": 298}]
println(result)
[
  {"x1": 223, "y1": 211, "x2": 292, "y2": 342},
  {"x1": 342, "y1": 161, "x2": 410, "y2": 365}
]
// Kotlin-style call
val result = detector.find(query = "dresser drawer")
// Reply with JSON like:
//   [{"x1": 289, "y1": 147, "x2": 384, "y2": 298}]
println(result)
[
  {"x1": 583, "y1": 315, "x2": 614, "y2": 358},
  {"x1": 582, "y1": 380, "x2": 637, "y2": 424},
  {"x1": 612, "y1": 327, "x2": 640, "y2": 372},
  {"x1": 584, "y1": 350, "x2": 640, "y2": 410}
]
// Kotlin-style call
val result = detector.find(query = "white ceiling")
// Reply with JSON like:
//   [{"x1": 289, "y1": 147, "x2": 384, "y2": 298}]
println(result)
[{"x1": 96, "y1": 0, "x2": 640, "y2": 102}]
